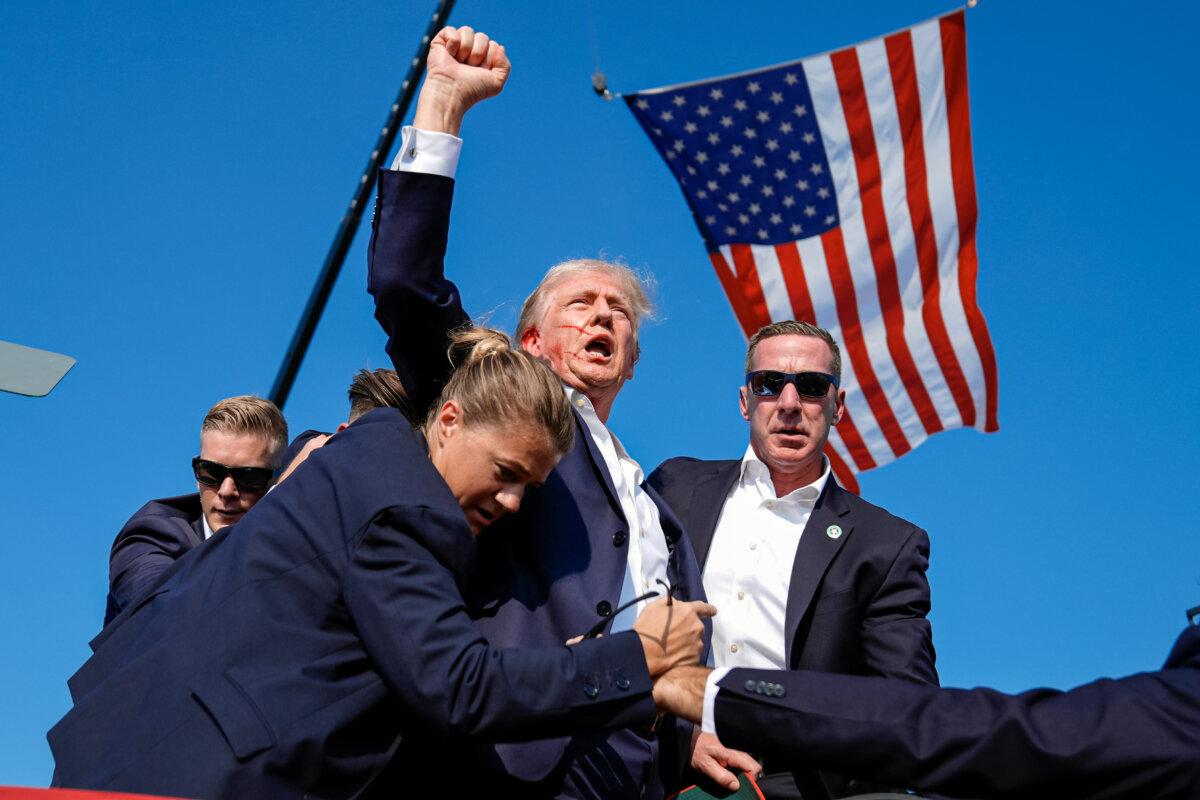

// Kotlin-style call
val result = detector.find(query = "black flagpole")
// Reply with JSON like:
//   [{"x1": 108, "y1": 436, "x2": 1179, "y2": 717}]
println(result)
[{"x1": 270, "y1": 0, "x2": 456, "y2": 409}]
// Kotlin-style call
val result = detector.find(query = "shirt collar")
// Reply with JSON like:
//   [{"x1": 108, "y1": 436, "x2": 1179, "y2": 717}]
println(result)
[
  {"x1": 201, "y1": 512, "x2": 215, "y2": 541},
  {"x1": 738, "y1": 444, "x2": 831, "y2": 503},
  {"x1": 564, "y1": 385, "x2": 639, "y2": 468}
]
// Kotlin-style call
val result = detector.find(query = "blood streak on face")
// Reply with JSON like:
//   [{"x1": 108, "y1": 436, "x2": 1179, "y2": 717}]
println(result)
[{"x1": 521, "y1": 273, "x2": 638, "y2": 421}]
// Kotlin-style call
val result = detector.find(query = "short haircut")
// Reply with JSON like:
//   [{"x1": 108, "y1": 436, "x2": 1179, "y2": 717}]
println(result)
[
  {"x1": 515, "y1": 258, "x2": 655, "y2": 344},
  {"x1": 744, "y1": 320, "x2": 842, "y2": 380},
  {"x1": 201, "y1": 395, "x2": 288, "y2": 464},
  {"x1": 347, "y1": 368, "x2": 412, "y2": 423},
  {"x1": 427, "y1": 326, "x2": 575, "y2": 457}
]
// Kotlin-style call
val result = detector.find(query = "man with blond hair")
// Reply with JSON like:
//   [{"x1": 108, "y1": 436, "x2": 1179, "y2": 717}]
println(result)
[
  {"x1": 103, "y1": 395, "x2": 287, "y2": 625},
  {"x1": 363, "y1": 25, "x2": 752, "y2": 800}
]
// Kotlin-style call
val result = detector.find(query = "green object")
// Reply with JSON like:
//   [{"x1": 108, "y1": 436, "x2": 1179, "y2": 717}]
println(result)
[
  {"x1": 0, "y1": 340, "x2": 75, "y2": 397},
  {"x1": 670, "y1": 772, "x2": 764, "y2": 800}
]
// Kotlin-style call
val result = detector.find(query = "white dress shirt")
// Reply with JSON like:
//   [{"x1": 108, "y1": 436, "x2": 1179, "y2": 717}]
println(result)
[
  {"x1": 201, "y1": 513, "x2": 215, "y2": 541},
  {"x1": 705, "y1": 446, "x2": 831, "y2": 670},
  {"x1": 390, "y1": 126, "x2": 462, "y2": 177},
  {"x1": 567, "y1": 387, "x2": 670, "y2": 614}
]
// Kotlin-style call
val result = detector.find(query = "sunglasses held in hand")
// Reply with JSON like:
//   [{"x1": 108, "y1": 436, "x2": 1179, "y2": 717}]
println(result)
[
  {"x1": 745, "y1": 370, "x2": 839, "y2": 399},
  {"x1": 192, "y1": 457, "x2": 274, "y2": 493}
]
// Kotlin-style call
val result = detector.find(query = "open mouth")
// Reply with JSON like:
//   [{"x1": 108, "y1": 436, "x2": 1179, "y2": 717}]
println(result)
[
  {"x1": 474, "y1": 505, "x2": 499, "y2": 527},
  {"x1": 583, "y1": 336, "x2": 613, "y2": 360}
]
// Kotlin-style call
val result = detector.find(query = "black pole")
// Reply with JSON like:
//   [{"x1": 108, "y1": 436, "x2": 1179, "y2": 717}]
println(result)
[{"x1": 270, "y1": 0, "x2": 456, "y2": 409}]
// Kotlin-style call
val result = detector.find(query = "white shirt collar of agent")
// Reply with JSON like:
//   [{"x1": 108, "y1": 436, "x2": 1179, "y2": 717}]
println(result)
[
  {"x1": 738, "y1": 444, "x2": 831, "y2": 506},
  {"x1": 201, "y1": 513, "x2": 216, "y2": 541}
]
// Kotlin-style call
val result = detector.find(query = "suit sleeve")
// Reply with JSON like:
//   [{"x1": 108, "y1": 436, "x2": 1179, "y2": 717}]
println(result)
[
  {"x1": 343, "y1": 506, "x2": 658, "y2": 741},
  {"x1": 860, "y1": 526, "x2": 938, "y2": 685},
  {"x1": 107, "y1": 519, "x2": 194, "y2": 622},
  {"x1": 715, "y1": 661, "x2": 1200, "y2": 799},
  {"x1": 367, "y1": 169, "x2": 471, "y2": 419}
]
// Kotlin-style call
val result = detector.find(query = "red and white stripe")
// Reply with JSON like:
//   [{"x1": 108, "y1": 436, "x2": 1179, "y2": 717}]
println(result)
[{"x1": 708, "y1": 11, "x2": 998, "y2": 492}]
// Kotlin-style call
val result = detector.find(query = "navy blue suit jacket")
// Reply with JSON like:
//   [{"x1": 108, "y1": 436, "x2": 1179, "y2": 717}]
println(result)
[
  {"x1": 648, "y1": 458, "x2": 935, "y2": 798},
  {"x1": 648, "y1": 458, "x2": 936, "y2": 683},
  {"x1": 718, "y1": 624, "x2": 1200, "y2": 799},
  {"x1": 367, "y1": 169, "x2": 708, "y2": 797},
  {"x1": 49, "y1": 409, "x2": 656, "y2": 800},
  {"x1": 104, "y1": 493, "x2": 205, "y2": 626}
]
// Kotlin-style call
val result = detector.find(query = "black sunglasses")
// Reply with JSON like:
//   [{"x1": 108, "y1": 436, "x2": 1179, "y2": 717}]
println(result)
[
  {"x1": 192, "y1": 457, "x2": 274, "y2": 493},
  {"x1": 746, "y1": 370, "x2": 840, "y2": 399}
]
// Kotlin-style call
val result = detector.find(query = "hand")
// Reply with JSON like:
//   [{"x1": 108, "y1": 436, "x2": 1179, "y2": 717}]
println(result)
[
  {"x1": 652, "y1": 665, "x2": 710, "y2": 723},
  {"x1": 690, "y1": 730, "x2": 762, "y2": 793},
  {"x1": 414, "y1": 25, "x2": 511, "y2": 135},
  {"x1": 633, "y1": 597, "x2": 715, "y2": 677},
  {"x1": 275, "y1": 434, "x2": 331, "y2": 484}
]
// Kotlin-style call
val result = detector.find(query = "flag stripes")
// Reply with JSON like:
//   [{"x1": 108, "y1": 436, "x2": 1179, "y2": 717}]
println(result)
[{"x1": 627, "y1": 9, "x2": 998, "y2": 491}]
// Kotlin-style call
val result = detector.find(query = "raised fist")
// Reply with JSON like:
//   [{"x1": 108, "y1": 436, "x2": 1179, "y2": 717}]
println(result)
[{"x1": 415, "y1": 25, "x2": 511, "y2": 135}]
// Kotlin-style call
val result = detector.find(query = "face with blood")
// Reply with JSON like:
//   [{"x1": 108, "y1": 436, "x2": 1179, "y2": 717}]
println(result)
[{"x1": 520, "y1": 270, "x2": 638, "y2": 416}]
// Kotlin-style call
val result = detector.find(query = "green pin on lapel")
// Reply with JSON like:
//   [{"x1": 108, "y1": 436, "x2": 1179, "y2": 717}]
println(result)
[{"x1": 826, "y1": 524, "x2": 843, "y2": 539}]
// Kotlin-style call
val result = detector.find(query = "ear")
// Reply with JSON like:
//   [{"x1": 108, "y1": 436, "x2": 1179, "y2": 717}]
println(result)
[
  {"x1": 624, "y1": 344, "x2": 637, "y2": 381},
  {"x1": 520, "y1": 326, "x2": 542, "y2": 356},
  {"x1": 739, "y1": 385, "x2": 751, "y2": 422},
  {"x1": 335, "y1": 421, "x2": 350, "y2": 433},
  {"x1": 831, "y1": 388, "x2": 846, "y2": 425},
  {"x1": 435, "y1": 399, "x2": 463, "y2": 442}
]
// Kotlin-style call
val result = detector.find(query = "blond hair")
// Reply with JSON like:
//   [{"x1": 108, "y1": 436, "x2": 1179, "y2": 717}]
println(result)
[
  {"x1": 201, "y1": 395, "x2": 288, "y2": 463},
  {"x1": 745, "y1": 320, "x2": 842, "y2": 380},
  {"x1": 515, "y1": 259, "x2": 655, "y2": 345},
  {"x1": 427, "y1": 327, "x2": 575, "y2": 456},
  {"x1": 347, "y1": 368, "x2": 412, "y2": 423}
]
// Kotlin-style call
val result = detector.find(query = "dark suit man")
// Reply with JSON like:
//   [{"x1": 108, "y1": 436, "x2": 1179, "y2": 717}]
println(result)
[
  {"x1": 650, "y1": 622, "x2": 1200, "y2": 800},
  {"x1": 648, "y1": 320, "x2": 936, "y2": 799},
  {"x1": 363, "y1": 25, "x2": 737, "y2": 799},
  {"x1": 104, "y1": 394, "x2": 287, "y2": 625},
  {"x1": 51, "y1": 409, "x2": 672, "y2": 800}
]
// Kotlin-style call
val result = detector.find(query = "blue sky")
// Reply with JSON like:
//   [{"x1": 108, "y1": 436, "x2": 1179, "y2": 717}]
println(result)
[{"x1": 3, "y1": 0, "x2": 1199, "y2": 786}]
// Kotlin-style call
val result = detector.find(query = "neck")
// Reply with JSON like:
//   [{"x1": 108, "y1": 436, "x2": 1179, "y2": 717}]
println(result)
[{"x1": 763, "y1": 458, "x2": 825, "y2": 498}]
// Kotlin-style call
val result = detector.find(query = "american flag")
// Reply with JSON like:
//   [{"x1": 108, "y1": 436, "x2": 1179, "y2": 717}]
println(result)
[{"x1": 625, "y1": 9, "x2": 998, "y2": 491}]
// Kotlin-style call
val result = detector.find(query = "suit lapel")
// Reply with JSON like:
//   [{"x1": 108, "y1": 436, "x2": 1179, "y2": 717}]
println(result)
[
  {"x1": 186, "y1": 516, "x2": 205, "y2": 548},
  {"x1": 689, "y1": 462, "x2": 741, "y2": 570},
  {"x1": 572, "y1": 411, "x2": 625, "y2": 521},
  {"x1": 783, "y1": 481, "x2": 853, "y2": 656}
]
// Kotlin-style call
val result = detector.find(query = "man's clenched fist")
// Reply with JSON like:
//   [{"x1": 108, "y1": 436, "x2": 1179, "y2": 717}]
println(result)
[{"x1": 414, "y1": 25, "x2": 511, "y2": 135}]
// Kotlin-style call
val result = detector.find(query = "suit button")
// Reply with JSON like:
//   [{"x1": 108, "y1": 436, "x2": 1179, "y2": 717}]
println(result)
[
  {"x1": 756, "y1": 680, "x2": 767, "y2": 694},
  {"x1": 596, "y1": 600, "x2": 612, "y2": 617},
  {"x1": 583, "y1": 683, "x2": 599, "y2": 699},
  {"x1": 616, "y1": 677, "x2": 631, "y2": 690},
  {"x1": 744, "y1": 679, "x2": 756, "y2": 692},
  {"x1": 773, "y1": 684, "x2": 785, "y2": 697},
  {"x1": 613, "y1": 531, "x2": 627, "y2": 547}
]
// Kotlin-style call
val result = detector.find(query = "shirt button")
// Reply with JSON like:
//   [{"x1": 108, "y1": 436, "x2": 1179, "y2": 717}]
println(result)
[
  {"x1": 596, "y1": 600, "x2": 612, "y2": 617},
  {"x1": 612, "y1": 531, "x2": 627, "y2": 547},
  {"x1": 730, "y1": 643, "x2": 739, "y2": 654},
  {"x1": 737, "y1": 591, "x2": 746, "y2": 600}
]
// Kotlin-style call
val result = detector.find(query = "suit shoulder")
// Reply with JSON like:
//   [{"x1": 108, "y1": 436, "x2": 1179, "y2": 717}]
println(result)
[
  {"x1": 839, "y1": 488, "x2": 928, "y2": 544},
  {"x1": 649, "y1": 456, "x2": 736, "y2": 488}
]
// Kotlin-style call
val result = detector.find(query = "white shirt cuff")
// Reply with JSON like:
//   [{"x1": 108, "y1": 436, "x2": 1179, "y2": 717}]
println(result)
[
  {"x1": 701, "y1": 667, "x2": 732, "y2": 735},
  {"x1": 389, "y1": 126, "x2": 462, "y2": 178}
]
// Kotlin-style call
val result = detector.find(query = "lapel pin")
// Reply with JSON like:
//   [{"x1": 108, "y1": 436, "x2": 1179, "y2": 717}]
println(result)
[{"x1": 826, "y1": 524, "x2": 843, "y2": 539}]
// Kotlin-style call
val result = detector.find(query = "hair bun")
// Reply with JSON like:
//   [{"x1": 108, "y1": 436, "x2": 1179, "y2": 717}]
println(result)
[{"x1": 447, "y1": 326, "x2": 513, "y2": 369}]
